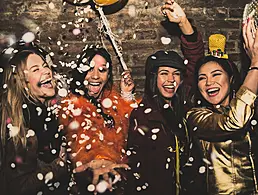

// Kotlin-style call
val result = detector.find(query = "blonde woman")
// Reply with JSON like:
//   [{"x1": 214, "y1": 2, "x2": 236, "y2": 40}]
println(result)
[{"x1": 0, "y1": 41, "x2": 69, "y2": 195}]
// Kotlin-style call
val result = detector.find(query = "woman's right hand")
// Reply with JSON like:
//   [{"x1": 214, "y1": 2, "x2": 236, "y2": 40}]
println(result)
[{"x1": 243, "y1": 17, "x2": 258, "y2": 66}]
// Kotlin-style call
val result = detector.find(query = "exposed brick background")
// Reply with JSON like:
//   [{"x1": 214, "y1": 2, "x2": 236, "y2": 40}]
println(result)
[{"x1": 0, "y1": 0, "x2": 251, "y2": 95}]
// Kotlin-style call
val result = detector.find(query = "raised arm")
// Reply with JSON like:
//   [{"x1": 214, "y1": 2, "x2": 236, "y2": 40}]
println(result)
[
  {"x1": 187, "y1": 18, "x2": 258, "y2": 141},
  {"x1": 161, "y1": 0, "x2": 204, "y2": 86}
]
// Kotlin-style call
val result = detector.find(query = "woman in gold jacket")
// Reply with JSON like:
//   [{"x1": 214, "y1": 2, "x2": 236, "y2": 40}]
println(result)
[{"x1": 187, "y1": 19, "x2": 258, "y2": 194}]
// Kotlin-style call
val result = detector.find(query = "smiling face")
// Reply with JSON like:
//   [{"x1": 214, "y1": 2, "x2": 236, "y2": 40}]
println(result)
[
  {"x1": 84, "y1": 54, "x2": 109, "y2": 98},
  {"x1": 25, "y1": 53, "x2": 55, "y2": 103},
  {"x1": 198, "y1": 61, "x2": 231, "y2": 107},
  {"x1": 157, "y1": 66, "x2": 182, "y2": 102}
]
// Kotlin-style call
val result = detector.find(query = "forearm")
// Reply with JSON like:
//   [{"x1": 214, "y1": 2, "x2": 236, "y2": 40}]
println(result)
[
  {"x1": 242, "y1": 63, "x2": 258, "y2": 94},
  {"x1": 187, "y1": 86, "x2": 256, "y2": 140},
  {"x1": 179, "y1": 17, "x2": 194, "y2": 35}
]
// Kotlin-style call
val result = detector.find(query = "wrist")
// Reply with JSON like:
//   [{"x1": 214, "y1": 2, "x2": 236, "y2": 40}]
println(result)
[
  {"x1": 178, "y1": 17, "x2": 188, "y2": 27},
  {"x1": 248, "y1": 66, "x2": 258, "y2": 72}
]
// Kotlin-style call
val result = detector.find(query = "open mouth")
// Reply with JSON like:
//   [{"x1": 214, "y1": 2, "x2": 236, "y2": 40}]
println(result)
[
  {"x1": 40, "y1": 79, "x2": 53, "y2": 88},
  {"x1": 206, "y1": 87, "x2": 220, "y2": 97},
  {"x1": 88, "y1": 82, "x2": 102, "y2": 94}
]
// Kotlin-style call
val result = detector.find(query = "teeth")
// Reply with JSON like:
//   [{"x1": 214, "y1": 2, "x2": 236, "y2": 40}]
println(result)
[
  {"x1": 41, "y1": 79, "x2": 52, "y2": 84},
  {"x1": 207, "y1": 88, "x2": 219, "y2": 93},
  {"x1": 89, "y1": 82, "x2": 100, "y2": 86},
  {"x1": 164, "y1": 85, "x2": 174, "y2": 89}
]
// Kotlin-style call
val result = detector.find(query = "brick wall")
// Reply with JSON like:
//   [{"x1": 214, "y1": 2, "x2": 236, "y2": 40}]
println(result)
[{"x1": 0, "y1": 0, "x2": 251, "y2": 95}]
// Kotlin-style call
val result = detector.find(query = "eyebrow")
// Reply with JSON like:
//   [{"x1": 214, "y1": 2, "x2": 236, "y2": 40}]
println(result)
[
  {"x1": 158, "y1": 69, "x2": 180, "y2": 73},
  {"x1": 198, "y1": 69, "x2": 223, "y2": 77}
]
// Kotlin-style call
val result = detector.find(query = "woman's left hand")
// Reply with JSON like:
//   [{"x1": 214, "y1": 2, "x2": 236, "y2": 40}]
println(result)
[{"x1": 120, "y1": 70, "x2": 134, "y2": 93}]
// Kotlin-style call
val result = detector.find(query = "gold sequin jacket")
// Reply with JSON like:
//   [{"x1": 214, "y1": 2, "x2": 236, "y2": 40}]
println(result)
[{"x1": 187, "y1": 86, "x2": 258, "y2": 194}]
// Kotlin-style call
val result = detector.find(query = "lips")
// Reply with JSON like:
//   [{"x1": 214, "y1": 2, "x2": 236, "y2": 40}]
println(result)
[
  {"x1": 163, "y1": 85, "x2": 175, "y2": 93},
  {"x1": 40, "y1": 79, "x2": 53, "y2": 88},
  {"x1": 88, "y1": 82, "x2": 102, "y2": 94},
  {"x1": 206, "y1": 87, "x2": 220, "y2": 97}
]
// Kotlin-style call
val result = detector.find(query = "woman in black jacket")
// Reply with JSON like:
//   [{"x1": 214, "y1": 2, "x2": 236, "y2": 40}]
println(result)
[{"x1": 0, "y1": 40, "x2": 69, "y2": 195}]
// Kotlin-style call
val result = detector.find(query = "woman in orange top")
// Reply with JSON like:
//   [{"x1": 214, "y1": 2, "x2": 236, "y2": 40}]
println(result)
[{"x1": 58, "y1": 46, "x2": 136, "y2": 194}]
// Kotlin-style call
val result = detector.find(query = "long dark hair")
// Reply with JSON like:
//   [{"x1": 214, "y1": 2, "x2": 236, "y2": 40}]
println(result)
[
  {"x1": 192, "y1": 56, "x2": 241, "y2": 108},
  {"x1": 70, "y1": 46, "x2": 115, "y2": 127},
  {"x1": 144, "y1": 57, "x2": 187, "y2": 138}
]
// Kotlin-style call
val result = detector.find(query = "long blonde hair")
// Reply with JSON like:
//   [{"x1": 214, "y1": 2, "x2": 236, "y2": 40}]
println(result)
[{"x1": 0, "y1": 50, "x2": 47, "y2": 149}]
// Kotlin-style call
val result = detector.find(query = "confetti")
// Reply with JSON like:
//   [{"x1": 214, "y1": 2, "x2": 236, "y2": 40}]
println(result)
[
  {"x1": 96, "y1": 180, "x2": 108, "y2": 193},
  {"x1": 87, "y1": 184, "x2": 95, "y2": 192},
  {"x1": 144, "y1": 108, "x2": 152, "y2": 114},
  {"x1": 101, "y1": 98, "x2": 113, "y2": 109},
  {"x1": 151, "y1": 128, "x2": 160, "y2": 133},
  {"x1": 22, "y1": 32, "x2": 35, "y2": 43},
  {"x1": 161, "y1": 37, "x2": 171, "y2": 45}
]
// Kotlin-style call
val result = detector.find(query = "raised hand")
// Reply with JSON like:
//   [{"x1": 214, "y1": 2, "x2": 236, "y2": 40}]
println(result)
[
  {"x1": 161, "y1": 0, "x2": 186, "y2": 24},
  {"x1": 243, "y1": 17, "x2": 258, "y2": 65},
  {"x1": 120, "y1": 70, "x2": 134, "y2": 93}
]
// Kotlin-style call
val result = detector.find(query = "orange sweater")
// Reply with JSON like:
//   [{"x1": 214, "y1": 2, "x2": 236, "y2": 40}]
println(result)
[{"x1": 58, "y1": 88, "x2": 136, "y2": 167}]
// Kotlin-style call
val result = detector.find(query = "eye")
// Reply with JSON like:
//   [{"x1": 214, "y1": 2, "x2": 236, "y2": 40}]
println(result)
[
  {"x1": 173, "y1": 71, "x2": 181, "y2": 76},
  {"x1": 159, "y1": 71, "x2": 168, "y2": 76},
  {"x1": 213, "y1": 73, "x2": 221, "y2": 77},
  {"x1": 99, "y1": 67, "x2": 108, "y2": 73},
  {"x1": 198, "y1": 76, "x2": 205, "y2": 81},
  {"x1": 32, "y1": 68, "x2": 39, "y2": 72}
]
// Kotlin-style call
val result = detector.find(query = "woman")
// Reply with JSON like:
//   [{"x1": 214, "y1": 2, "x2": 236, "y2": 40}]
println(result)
[
  {"x1": 0, "y1": 40, "x2": 69, "y2": 195},
  {"x1": 58, "y1": 45, "x2": 136, "y2": 194},
  {"x1": 187, "y1": 18, "x2": 258, "y2": 194},
  {"x1": 125, "y1": 1, "x2": 205, "y2": 195}
]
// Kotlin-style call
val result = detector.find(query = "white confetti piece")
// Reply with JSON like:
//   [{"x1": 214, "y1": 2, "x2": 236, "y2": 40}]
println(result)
[
  {"x1": 163, "y1": 104, "x2": 169, "y2": 109},
  {"x1": 126, "y1": 150, "x2": 132, "y2": 156},
  {"x1": 22, "y1": 104, "x2": 27, "y2": 109},
  {"x1": 161, "y1": 37, "x2": 171, "y2": 45},
  {"x1": 36, "y1": 107, "x2": 42, "y2": 116},
  {"x1": 96, "y1": 180, "x2": 108, "y2": 193},
  {"x1": 26, "y1": 129, "x2": 35, "y2": 138},
  {"x1": 102, "y1": 98, "x2": 112, "y2": 108},
  {"x1": 37, "y1": 173, "x2": 44, "y2": 180},
  {"x1": 45, "y1": 172, "x2": 54, "y2": 183},
  {"x1": 22, "y1": 32, "x2": 35, "y2": 43},
  {"x1": 144, "y1": 108, "x2": 152, "y2": 114},
  {"x1": 11, "y1": 163, "x2": 16, "y2": 168},
  {"x1": 199, "y1": 166, "x2": 206, "y2": 174},
  {"x1": 137, "y1": 128, "x2": 145, "y2": 136},
  {"x1": 151, "y1": 128, "x2": 160, "y2": 133},
  {"x1": 251, "y1": 119, "x2": 257, "y2": 126},
  {"x1": 87, "y1": 184, "x2": 95, "y2": 192},
  {"x1": 76, "y1": 161, "x2": 83, "y2": 167},
  {"x1": 58, "y1": 88, "x2": 68, "y2": 97},
  {"x1": 69, "y1": 121, "x2": 80, "y2": 130},
  {"x1": 151, "y1": 134, "x2": 157, "y2": 140},
  {"x1": 86, "y1": 144, "x2": 91, "y2": 150}
]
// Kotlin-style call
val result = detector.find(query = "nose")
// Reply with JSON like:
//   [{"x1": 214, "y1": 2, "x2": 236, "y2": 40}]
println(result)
[
  {"x1": 91, "y1": 68, "x2": 100, "y2": 80},
  {"x1": 206, "y1": 76, "x2": 214, "y2": 86},
  {"x1": 42, "y1": 66, "x2": 51, "y2": 75},
  {"x1": 168, "y1": 74, "x2": 175, "y2": 82}
]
